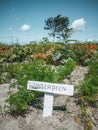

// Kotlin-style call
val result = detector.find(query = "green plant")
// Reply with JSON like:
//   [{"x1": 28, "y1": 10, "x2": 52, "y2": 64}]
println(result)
[
  {"x1": 68, "y1": 43, "x2": 97, "y2": 66},
  {"x1": 52, "y1": 45, "x2": 68, "y2": 65},
  {"x1": 77, "y1": 56, "x2": 98, "y2": 130},
  {"x1": 2, "y1": 63, "x2": 21, "y2": 80},
  {"x1": 5, "y1": 61, "x2": 55, "y2": 113},
  {"x1": 79, "y1": 59, "x2": 98, "y2": 106},
  {"x1": 56, "y1": 60, "x2": 76, "y2": 81},
  {"x1": 16, "y1": 61, "x2": 58, "y2": 86},
  {"x1": 6, "y1": 88, "x2": 41, "y2": 114}
]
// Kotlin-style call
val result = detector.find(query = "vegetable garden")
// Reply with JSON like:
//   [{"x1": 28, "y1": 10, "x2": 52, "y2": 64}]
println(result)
[{"x1": 0, "y1": 41, "x2": 98, "y2": 130}]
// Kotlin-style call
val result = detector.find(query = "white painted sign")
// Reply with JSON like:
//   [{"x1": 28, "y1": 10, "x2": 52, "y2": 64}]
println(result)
[
  {"x1": 27, "y1": 81, "x2": 74, "y2": 96},
  {"x1": 27, "y1": 80, "x2": 74, "y2": 117}
]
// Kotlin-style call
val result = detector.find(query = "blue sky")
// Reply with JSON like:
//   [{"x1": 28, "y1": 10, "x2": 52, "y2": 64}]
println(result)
[{"x1": 0, "y1": 0, "x2": 98, "y2": 44}]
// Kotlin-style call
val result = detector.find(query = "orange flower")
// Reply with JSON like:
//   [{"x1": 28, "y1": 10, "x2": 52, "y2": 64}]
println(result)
[
  {"x1": 0, "y1": 50, "x2": 3, "y2": 53},
  {"x1": 34, "y1": 53, "x2": 45, "y2": 59},
  {"x1": 0, "y1": 49, "x2": 10, "y2": 53},
  {"x1": 35, "y1": 53, "x2": 42, "y2": 57},
  {"x1": 90, "y1": 45, "x2": 96, "y2": 50}
]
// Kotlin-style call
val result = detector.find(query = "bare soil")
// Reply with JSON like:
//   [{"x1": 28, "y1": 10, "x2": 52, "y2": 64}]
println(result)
[{"x1": 0, "y1": 66, "x2": 98, "y2": 130}]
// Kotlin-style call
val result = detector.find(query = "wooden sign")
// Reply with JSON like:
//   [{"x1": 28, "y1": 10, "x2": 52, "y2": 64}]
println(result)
[{"x1": 27, "y1": 80, "x2": 74, "y2": 117}]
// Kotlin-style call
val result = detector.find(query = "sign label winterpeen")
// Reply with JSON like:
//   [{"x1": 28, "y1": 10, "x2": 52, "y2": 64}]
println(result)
[
  {"x1": 27, "y1": 80, "x2": 74, "y2": 117},
  {"x1": 27, "y1": 80, "x2": 74, "y2": 96}
]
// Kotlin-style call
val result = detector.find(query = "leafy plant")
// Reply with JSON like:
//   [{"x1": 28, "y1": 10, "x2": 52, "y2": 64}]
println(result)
[
  {"x1": 6, "y1": 88, "x2": 41, "y2": 114},
  {"x1": 56, "y1": 60, "x2": 76, "y2": 81},
  {"x1": 69, "y1": 43, "x2": 97, "y2": 66},
  {"x1": 79, "y1": 59, "x2": 98, "y2": 106}
]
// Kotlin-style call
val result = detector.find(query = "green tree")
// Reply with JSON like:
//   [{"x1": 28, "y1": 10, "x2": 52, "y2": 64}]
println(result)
[{"x1": 44, "y1": 14, "x2": 73, "y2": 43}]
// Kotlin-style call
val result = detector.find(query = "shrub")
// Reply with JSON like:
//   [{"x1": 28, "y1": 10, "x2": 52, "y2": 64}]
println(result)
[
  {"x1": 56, "y1": 60, "x2": 76, "y2": 81},
  {"x1": 79, "y1": 59, "x2": 98, "y2": 106},
  {"x1": 69, "y1": 43, "x2": 97, "y2": 66},
  {"x1": 6, "y1": 88, "x2": 41, "y2": 114}
]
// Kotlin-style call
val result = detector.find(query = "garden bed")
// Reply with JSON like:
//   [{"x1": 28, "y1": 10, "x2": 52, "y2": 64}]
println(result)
[
  {"x1": 0, "y1": 66, "x2": 98, "y2": 130},
  {"x1": 0, "y1": 42, "x2": 98, "y2": 130}
]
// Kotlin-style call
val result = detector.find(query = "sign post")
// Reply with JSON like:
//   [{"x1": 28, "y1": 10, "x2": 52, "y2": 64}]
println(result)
[
  {"x1": 43, "y1": 92, "x2": 53, "y2": 117},
  {"x1": 27, "y1": 80, "x2": 74, "y2": 117}
]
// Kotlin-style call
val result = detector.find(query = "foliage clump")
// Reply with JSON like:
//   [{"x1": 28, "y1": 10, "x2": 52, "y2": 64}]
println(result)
[
  {"x1": 4, "y1": 60, "x2": 76, "y2": 113},
  {"x1": 79, "y1": 59, "x2": 98, "y2": 107}
]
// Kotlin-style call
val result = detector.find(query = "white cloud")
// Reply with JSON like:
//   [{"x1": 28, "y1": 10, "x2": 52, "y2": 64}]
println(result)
[
  {"x1": 20, "y1": 24, "x2": 30, "y2": 31},
  {"x1": 87, "y1": 38, "x2": 94, "y2": 42},
  {"x1": 87, "y1": 38, "x2": 98, "y2": 42},
  {"x1": 71, "y1": 18, "x2": 86, "y2": 31}
]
